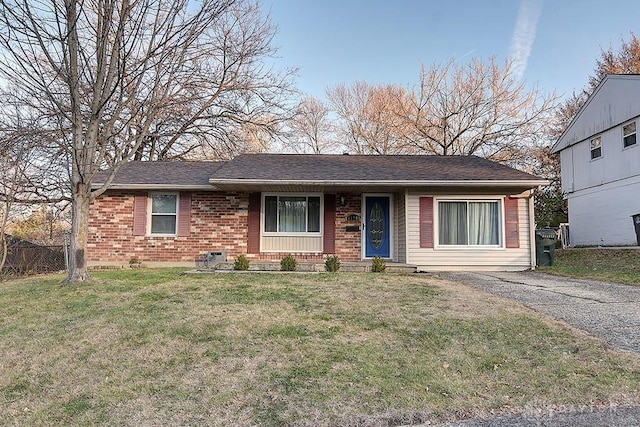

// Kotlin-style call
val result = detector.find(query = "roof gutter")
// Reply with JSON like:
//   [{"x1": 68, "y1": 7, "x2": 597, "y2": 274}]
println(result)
[
  {"x1": 208, "y1": 179, "x2": 550, "y2": 187},
  {"x1": 91, "y1": 184, "x2": 217, "y2": 191}
]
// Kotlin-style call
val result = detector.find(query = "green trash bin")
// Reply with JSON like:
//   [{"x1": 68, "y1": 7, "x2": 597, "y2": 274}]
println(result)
[{"x1": 535, "y1": 228, "x2": 557, "y2": 267}]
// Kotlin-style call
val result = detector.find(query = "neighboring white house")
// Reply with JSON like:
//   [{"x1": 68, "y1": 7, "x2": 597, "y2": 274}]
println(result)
[{"x1": 552, "y1": 74, "x2": 640, "y2": 246}]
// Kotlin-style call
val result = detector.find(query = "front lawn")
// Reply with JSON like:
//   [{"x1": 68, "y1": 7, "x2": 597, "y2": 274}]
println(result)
[
  {"x1": 538, "y1": 248, "x2": 640, "y2": 286},
  {"x1": 1, "y1": 270, "x2": 638, "y2": 426}
]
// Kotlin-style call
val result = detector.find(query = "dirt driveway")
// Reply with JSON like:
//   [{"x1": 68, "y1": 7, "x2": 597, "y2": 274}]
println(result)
[{"x1": 442, "y1": 271, "x2": 640, "y2": 354}]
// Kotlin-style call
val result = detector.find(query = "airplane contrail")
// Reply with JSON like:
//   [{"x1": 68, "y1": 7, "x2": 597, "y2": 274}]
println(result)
[{"x1": 509, "y1": 0, "x2": 543, "y2": 81}]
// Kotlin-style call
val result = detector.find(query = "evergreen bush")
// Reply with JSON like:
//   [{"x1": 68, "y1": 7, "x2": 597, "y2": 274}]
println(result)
[
  {"x1": 280, "y1": 254, "x2": 297, "y2": 271},
  {"x1": 371, "y1": 255, "x2": 386, "y2": 273},
  {"x1": 324, "y1": 255, "x2": 341, "y2": 272},
  {"x1": 233, "y1": 254, "x2": 250, "y2": 271}
]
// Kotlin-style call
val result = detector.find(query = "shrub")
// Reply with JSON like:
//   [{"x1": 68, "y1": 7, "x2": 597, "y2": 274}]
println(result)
[
  {"x1": 324, "y1": 255, "x2": 341, "y2": 272},
  {"x1": 280, "y1": 254, "x2": 297, "y2": 271},
  {"x1": 371, "y1": 255, "x2": 386, "y2": 273},
  {"x1": 233, "y1": 254, "x2": 249, "y2": 271}
]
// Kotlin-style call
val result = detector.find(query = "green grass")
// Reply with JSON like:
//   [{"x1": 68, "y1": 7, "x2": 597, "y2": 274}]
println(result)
[
  {"x1": 0, "y1": 269, "x2": 638, "y2": 426},
  {"x1": 539, "y1": 248, "x2": 640, "y2": 286}
]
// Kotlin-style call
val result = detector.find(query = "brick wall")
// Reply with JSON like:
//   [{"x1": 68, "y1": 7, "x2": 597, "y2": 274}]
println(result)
[
  {"x1": 88, "y1": 190, "x2": 363, "y2": 265},
  {"x1": 335, "y1": 194, "x2": 362, "y2": 261},
  {"x1": 88, "y1": 191, "x2": 249, "y2": 265}
]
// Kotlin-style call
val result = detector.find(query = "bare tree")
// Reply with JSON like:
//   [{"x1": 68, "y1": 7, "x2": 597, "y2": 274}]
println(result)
[
  {"x1": 0, "y1": 112, "x2": 43, "y2": 273},
  {"x1": 286, "y1": 95, "x2": 334, "y2": 154},
  {"x1": 0, "y1": 137, "x2": 21, "y2": 273},
  {"x1": 589, "y1": 32, "x2": 640, "y2": 90},
  {"x1": 0, "y1": 0, "x2": 294, "y2": 282},
  {"x1": 555, "y1": 32, "x2": 640, "y2": 138},
  {"x1": 398, "y1": 57, "x2": 557, "y2": 166},
  {"x1": 327, "y1": 82, "x2": 411, "y2": 155}
]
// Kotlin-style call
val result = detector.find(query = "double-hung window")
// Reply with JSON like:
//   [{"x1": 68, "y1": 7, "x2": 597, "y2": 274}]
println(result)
[
  {"x1": 590, "y1": 136, "x2": 602, "y2": 159},
  {"x1": 264, "y1": 195, "x2": 321, "y2": 233},
  {"x1": 438, "y1": 200, "x2": 501, "y2": 246},
  {"x1": 623, "y1": 121, "x2": 637, "y2": 148},
  {"x1": 150, "y1": 193, "x2": 178, "y2": 235}
]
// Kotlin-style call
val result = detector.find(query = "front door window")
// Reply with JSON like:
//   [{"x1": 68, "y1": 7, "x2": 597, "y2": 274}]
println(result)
[{"x1": 364, "y1": 196, "x2": 391, "y2": 258}]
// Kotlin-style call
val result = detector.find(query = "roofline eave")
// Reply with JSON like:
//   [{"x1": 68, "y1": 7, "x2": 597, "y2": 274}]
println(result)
[
  {"x1": 208, "y1": 179, "x2": 550, "y2": 188},
  {"x1": 91, "y1": 184, "x2": 218, "y2": 191}
]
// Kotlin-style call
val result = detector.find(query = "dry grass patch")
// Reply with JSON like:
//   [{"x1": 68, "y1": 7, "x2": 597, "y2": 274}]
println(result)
[
  {"x1": 539, "y1": 248, "x2": 640, "y2": 286},
  {"x1": 0, "y1": 269, "x2": 638, "y2": 426}
]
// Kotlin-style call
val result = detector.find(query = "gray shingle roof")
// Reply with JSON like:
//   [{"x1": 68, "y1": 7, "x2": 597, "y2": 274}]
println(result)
[
  {"x1": 93, "y1": 155, "x2": 547, "y2": 191},
  {"x1": 93, "y1": 161, "x2": 224, "y2": 189},
  {"x1": 210, "y1": 154, "x2": 543, "y2": 183}
]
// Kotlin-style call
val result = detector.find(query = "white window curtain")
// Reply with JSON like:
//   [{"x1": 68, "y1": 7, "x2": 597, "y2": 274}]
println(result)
[
  {"x1": 468, "y1": 202, "x2": 499, "y2": 245},
  {"x1": 279, "y1": 197, "x2": 307, "y2": 232},
  {"x1": 265, "y1": 195, "x2": 321, "y2": 233},
  {"x1": 439, "y1": 202, "x2": 467, "y2": 245},
  {"x1": 439, "y1": 200, "x2": 500, "y2": 246}
]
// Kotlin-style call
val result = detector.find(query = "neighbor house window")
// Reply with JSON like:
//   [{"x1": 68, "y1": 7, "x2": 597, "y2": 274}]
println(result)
[
  {"x1": 590, "y1": 136, "x2": 602, "y2": 159},
  {"x1": 438, "y1": 200, "x2": 501, "y2": 246},
  {"x1": 623, "y1": 121, "x2": 637, "y2": 148},
  {"x1": 150, "y1": 193, "x2": 178, "y2": 234},
  {"x1": 264, "y1": 195, "x2": 321, "y2": 233}
]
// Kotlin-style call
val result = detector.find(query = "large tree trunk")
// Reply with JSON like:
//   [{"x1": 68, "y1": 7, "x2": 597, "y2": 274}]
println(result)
[{"x1": 66, "y1": 183, "x2": 91, "y2": 282}]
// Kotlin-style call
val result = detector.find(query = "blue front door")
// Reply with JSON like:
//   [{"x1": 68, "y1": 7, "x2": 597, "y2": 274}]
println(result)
[{"x1": 365, "y1": 196, "x2": 391, "y2": 258}]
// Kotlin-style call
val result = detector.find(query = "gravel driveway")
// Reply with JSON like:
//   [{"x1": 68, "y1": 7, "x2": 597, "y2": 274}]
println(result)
[{"x1": 420, "y1": 271, "x2": 640, "y2": 427}]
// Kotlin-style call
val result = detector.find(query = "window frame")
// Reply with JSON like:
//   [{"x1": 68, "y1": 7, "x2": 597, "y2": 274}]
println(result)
[
  {"x1": 148, "y1": 192, "x2": 179, "y2": 236},
  {"x1": 261, "y1": 193, "x2": 323, "y2": 236},
  {"x1": 590, "y1": 135, "x2": 602, "y2": 160},
  {"x1": 623, "y1": 120, "x2": 637, "y2": 148},
  {"x1": 435, "y1": 198, "x2": 504, "y2": 249}
]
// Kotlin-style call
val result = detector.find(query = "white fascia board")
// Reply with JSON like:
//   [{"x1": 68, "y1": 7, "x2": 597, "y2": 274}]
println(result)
[{"x1": 208, "y1": 179, "x2": 550, "y2": 187}]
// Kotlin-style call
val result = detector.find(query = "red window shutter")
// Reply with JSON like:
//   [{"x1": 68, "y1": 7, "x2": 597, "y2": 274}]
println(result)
[
  {"x1": 323, "y1": 194, "x2": 336, "y2": 254},
  {"x1": 247, "y1": 193, "x2": 261, "y2": 254},
  {"x1": 133, "y1": 194, "x2": 147, "y2": 236},
  {"x1": 177, "y1": 192, "x2": 191, "y2": 237},
  {"x1": 504, "y1": 197, "x2": 520, "y2": 248},
  {"x1": 419, "y1": 197, "x2": 434, "y2": 248}
]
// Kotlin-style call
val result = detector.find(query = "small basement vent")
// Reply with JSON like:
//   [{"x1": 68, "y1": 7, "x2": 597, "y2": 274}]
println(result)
[{"x1": 205, "y1": 251, "x2": 227, "y2": 267}]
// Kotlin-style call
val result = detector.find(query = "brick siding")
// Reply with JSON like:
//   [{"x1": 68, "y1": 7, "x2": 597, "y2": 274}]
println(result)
[
  {"x1": 334, "y1": 194, "x2": 362, "y2": 261},
  {"x1": 88, "y1": 190, "x2": 363, "y2": 265}
]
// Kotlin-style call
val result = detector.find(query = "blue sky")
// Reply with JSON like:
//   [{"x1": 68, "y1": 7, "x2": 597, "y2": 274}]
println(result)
[{"x1": 264, "y1": 0, "x2": 640, "y2": 101}]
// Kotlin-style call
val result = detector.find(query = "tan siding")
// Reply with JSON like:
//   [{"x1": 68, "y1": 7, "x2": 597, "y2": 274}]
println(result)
[
  {"x1": 395, "y1": 192, "x2": 406, "y2": 263},
  {"x1": 406, "y1": 192, "x2": 532, "y2": 271},
  {"x1": 262, "y1": 235, "x2": 323, "y2": 253}
]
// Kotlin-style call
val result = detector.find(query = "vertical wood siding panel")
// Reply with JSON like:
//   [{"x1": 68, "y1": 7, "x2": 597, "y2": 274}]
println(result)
[
  {"x1": 419, "y1": 197, "x2": 434, "y2": 248},
  {"x1": 177, "y1": 192, "x2": 191, "y2": 237},
  {"x1": 247, "y1": 193, "x2": 261, "y2": 254},
  {"x1": 132, "y1": 193, "x2": 147, "y2": 236},
  {"x1": 323, "y1": 194, "x2": 336, "y2": 254}
]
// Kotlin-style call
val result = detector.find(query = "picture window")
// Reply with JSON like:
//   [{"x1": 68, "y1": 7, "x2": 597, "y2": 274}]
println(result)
[
  {"x1": 438, "y1": 200, "x2": 501, "y2": 246},
  {"x1": 264, "y1": 195, "x2": 321, "y2": 233}
]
